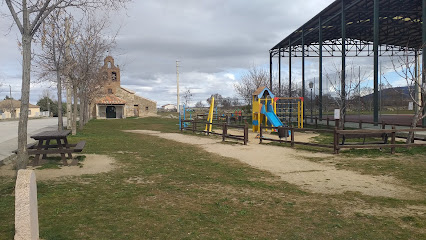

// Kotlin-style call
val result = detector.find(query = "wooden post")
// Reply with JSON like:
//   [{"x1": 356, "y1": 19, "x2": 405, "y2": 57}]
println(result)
[
  {"x1": 327, "y1": 117, "x2": 330, "y2": 128},
  {"x1": 180, "y1": 121, "x2": 183, "y2": 132},
  {"x1": 291, "y1": 127, "x2": 295, "y2": 147},
  {"x1": 391, "y1": 125, "x2": 396, "y2": 154},
  {"x1": 335, "y1": 119, "x2": 340, "y2": 129},
  {"x1": 259, "y1": 124, "x2": 263, "y2": 144},
  {"x1": 315, "y1": 117, "x2": 318, "y2": 129},
  {"x1": 333, "y1": 127, "x2": 338, "y2": 154},
  {"x1": 359, "y1": 120, "x2": 362, "y2": 129},
  {"x1": 382, "y1": 121, "x2": 386, "y2": 129},
  {"x1": 222, "y1": 123, "x2": 226, "y2": 142},
  {"x1": 192, "y1": 120, "x2": 195, "y2": 133},
  {"x1": 244, "y1": 124, "x2": 248, "y2": 145},
  {"x1": 278, "y1": 126, "x2": 282, "y2": 143}
]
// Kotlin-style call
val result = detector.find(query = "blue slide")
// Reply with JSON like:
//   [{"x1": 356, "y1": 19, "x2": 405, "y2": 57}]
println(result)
[{"x1": 260, "y1": 104, "x2": 283, "y2": 127}]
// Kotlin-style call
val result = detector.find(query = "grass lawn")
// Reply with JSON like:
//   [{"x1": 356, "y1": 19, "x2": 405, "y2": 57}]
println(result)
[{"x1": 0, "y1": 117, "x2": 425, "y2": 239}]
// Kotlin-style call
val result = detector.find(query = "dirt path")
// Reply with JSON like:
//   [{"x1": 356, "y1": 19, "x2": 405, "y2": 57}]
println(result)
[
  {"x1": 126, "y1": 130, "x2": 422, "y2": 200},
  {"x1": 0, "y1": 154, "x2": 115, "y2": 181}
]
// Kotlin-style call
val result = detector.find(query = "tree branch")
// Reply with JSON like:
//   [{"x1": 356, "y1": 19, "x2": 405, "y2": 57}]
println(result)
[{"x1": 5, "y1": 0, "x2": 24, "y2": 34}]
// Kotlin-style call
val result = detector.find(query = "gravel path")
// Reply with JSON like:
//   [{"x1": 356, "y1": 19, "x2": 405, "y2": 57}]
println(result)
[{"x1": 126, "y1": 130, "x2": 422, "y2": 200}]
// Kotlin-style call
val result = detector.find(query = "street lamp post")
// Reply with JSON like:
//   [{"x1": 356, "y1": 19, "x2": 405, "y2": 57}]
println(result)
[{"x1": 309, "y1": 81, "x2": 313, "y2": 123}]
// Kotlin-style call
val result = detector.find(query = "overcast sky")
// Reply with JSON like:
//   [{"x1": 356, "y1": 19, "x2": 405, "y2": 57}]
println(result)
[{"x1": 0, "y1": 0, "x2": 405, "y2": 107}]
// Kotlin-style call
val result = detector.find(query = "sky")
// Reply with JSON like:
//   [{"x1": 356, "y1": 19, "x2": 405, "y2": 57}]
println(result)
[{"x1": 0, "y1": 0, "x2": 411, "y2": 107}]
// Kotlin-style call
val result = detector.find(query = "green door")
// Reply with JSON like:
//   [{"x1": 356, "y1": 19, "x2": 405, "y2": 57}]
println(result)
[{"x1": 106, "y1": 106, "x2": 116, "y2": 118}]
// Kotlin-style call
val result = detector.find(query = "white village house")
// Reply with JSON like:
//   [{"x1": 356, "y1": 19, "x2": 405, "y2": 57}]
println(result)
[{"x1": 161, "y1": 104, "x2": 177, "y2": 111}]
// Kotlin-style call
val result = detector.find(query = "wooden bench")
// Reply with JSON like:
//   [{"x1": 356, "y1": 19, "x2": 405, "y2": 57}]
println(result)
[
  {"x1": 74, "y1": 141, "x2": 86, "y2": 152},
  {"x1": 12, "y1": 142, "x2": 38, "y2": 154},
  {"x1": 340, "y1": 133, "x2": 388, "y2": 145},
  {"x1": 24, "y1": 141, "x2": 86, "y2": 154},
  {"x1": 13, "y1": 141, "x2": 86, "y2": 154},
  {"x1": 12, "y1": 140, "x2": 86, "y2": 166}
]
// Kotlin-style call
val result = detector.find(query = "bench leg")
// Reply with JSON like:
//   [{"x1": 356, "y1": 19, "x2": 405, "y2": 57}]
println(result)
[
  {"x1": 33, "y1": 140, "x2": 44, "y2": 167},
  {"x1": 63, "y1": 138, "x2": 73, "y2": 159},
  {"x1": 64, "y1": 137, "x2": 77, "y2": 166},
  {"x1": 42, "y1": 139, "x2": 50, "y2": 159},
  {"x1": 56, "y1": 138, "x2": 68, "y2": 166},
  {"x1": 63, "y1": 138, "x2": 77, "y2": 165},
  {"x1": 60, "y1": 153, "x2": 68, "y2": 166}
]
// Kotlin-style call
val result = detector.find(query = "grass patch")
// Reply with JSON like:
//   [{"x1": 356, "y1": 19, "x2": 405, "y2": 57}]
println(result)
[
  {"x1": 37, "y1": 162, "x2": 61, "y2": 170},
  {"x1": 76, "y1": 155, "x2": 86, "y2": 162},
  {"x1": 32, "y1": 155, "x2": 87, "y2": 170},
  {"x1": 0, "y1": 117, "x2": 425, "y2": 239}
]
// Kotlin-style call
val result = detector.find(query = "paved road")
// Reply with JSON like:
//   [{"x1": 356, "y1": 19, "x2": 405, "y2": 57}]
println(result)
[{"x1": 0, "y1": 118, "x2": 67, "y2": 161}]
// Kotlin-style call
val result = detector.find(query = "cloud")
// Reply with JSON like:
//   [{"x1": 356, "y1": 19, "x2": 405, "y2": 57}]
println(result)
[{"x1": 1, "y1": 0, "x2": 340, "y2": 105}]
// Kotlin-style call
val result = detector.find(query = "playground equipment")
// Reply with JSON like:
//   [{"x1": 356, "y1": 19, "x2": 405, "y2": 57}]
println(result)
[
  {"x1": 252, "y1": 87, "x2": 283, "y2": 132},
  {"x1": 178, "y1": 105, "x2": 194, "y2": 130},
  {"x1": 252, "y1": 87, "x2": 304, "y2": 132},
  {"x1": 205, "y1": 97, "x2": 215, "y2": 132},
  {"x1": 275, "y1": 97, "x2": 304, "y2": 129}
]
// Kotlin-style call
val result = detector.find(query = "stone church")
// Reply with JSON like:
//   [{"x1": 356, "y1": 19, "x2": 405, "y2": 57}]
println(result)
[{"x1": 91, "y1": 56, "x2": 157, "y2": 119}]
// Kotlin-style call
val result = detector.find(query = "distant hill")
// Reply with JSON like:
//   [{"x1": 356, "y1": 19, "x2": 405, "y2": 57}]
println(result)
[{"x1": 362, "y1": 86, "x2": 412, "y2": 102}]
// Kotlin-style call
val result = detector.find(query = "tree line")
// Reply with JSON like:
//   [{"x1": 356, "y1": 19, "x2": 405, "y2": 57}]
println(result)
[{"x1": 3, "y1": 0, "x2": 130, "y2": 170}]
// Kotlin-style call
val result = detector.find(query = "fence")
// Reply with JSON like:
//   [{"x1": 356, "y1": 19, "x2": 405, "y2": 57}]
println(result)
[
  {"x1": 303, "y1": 116, "x2": 426, "y2": 141},
  {"x1": 181, "y1": 120, "x2": 248, "y2": 145},
  {"x1": 258, "y1": 125, "x2": 334, "y2": 149},
  {"x1": 333, "y1": 127, "x2": 426, "y2": 154},
  {"x1": 305, "y1": 116, "x2": 424, "y2": 128},
  {"x1": 258, "y1": 124, "x2": 426, "y2": 154}
]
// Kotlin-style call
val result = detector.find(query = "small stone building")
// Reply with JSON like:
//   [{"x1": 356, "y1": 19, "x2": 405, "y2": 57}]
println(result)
[
  {"x1": 0, "y1": 99, "x2": 40, "y2": 119},
  {"x1": 92, "y1": 56, "x2": 157, "y2": 119}
]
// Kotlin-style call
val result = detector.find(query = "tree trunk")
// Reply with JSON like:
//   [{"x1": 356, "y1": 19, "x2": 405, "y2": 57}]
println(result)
[
  {"x1": 83, "y1": 96, "x2": 89, "y2": 124},
  {"x1": 67, "y1": 84, "x2": 72, "y2": 129},
  {"x1": 79, "y1": 89, "x2": 84, "y2": 130},
  {"x1": 57, "y1": 70, "x2": 63, "y2": 131},
  {"x1": 407, "y1": 106, "x2": 422, "y2": 143},
  {"x1": 86, "y1": 100, "x2": 91, "y2": 124},
  {"x1": 16, "y1": 34, "x2": 32, "y2": 170},
  {"x1": 340, "y1": 106, "x2": 346, "y2": 129},
  {"x1": 72, "y1": 85, "x2": 78, "y2": 135}
]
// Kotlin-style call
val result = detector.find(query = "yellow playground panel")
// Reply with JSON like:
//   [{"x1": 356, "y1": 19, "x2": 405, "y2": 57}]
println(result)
[
  {"x1": 252, "y1": 86, "x2": 304, "y2": 132},
  {"x1": 205, "y1": 97, "x2": 215, "y2": 132}
]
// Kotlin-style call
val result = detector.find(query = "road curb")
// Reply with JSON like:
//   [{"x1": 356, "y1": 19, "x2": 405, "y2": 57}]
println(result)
[{"x1": 0, "y1": 154, "x2": 16, "y2": 167}]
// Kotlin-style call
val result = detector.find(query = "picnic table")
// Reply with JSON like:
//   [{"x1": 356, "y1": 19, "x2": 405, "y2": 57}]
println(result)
[{"x1": 28, "y1": 130, "x2": 85, "y2": 166}]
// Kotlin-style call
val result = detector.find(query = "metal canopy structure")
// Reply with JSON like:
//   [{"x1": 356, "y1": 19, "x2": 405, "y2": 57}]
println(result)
[{"x1": 269, "y1": 0, "x2": 426, "y2": 126}]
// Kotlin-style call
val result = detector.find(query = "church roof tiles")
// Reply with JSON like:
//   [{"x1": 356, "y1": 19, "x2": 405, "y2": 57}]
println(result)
[{"x1": 96, "y1": 95, "x2": 126, "y2": 105}]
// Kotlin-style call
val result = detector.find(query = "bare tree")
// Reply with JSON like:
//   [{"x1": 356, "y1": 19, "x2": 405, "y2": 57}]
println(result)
[
  {"x1": 360, "y1": 86, "x2": 374, "y2": 111},
  {"x1": 231, "y1": 97, "x2": 240, "y2": 107},
  {"x1": 182, "y1": 89, "x2": 193, "y2": 107},
  {"x1": 234, "y1": 65, "x2": 270, "y2": 104},
  {"x1": 325, "y1": 62, "x2": 368, "y2": 128},
  {"x1": 69, "y1": 16, "x2": 116, "y2": 131},
  {"x1": 3, "y1": 0, "x2": 130, "y2": 170},
  {"x1": 207, "y1": 93, "x2": 223, "y2": 107},
  {"x1": 195, "y1": 101, "x2": 204, "y2": 108},
  {"x1": 390, "y1": 50, "x2": 426, "y2": 143},
  {"x1": 35, "y1": 11, "x2": 73, "y2": 129}
]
